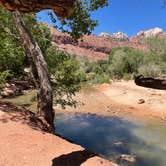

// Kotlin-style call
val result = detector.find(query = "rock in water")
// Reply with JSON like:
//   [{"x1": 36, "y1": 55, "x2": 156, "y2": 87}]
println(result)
[{"x1": 117, "y1": 154, "x2": 136, "y2": 165}]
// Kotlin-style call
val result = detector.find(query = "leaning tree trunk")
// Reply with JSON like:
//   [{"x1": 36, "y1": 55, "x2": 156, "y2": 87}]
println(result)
[
  {"x1": 24, "y1": 45, "x2": 39, "y2": 89},
  {"x1": 11, "y1": 11, "x2": 54, "y2": 131}
]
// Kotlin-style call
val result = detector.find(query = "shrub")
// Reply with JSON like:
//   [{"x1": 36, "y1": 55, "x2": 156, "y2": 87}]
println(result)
[
  {"x1": 108, "y1": 47, "x2": 144, "y2": 79},
  {"x1": 138, "y1": 63, "x2": 163, "y2": 78},
  {"x1": 0, "y1": 70, "x2": 13, "y2": 84},
  {"x1": 91, "y1": 73, "x2": 110, "y2": 84}
]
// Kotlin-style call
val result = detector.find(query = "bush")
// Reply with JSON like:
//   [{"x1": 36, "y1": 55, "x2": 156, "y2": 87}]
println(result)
[
  {"x1": 123, "y1": 73, "x2": 132, "y2": 80},
  {"x1": 138, "y1": 64, "x2": 163, "y2": 78},
  {"x1": 0, "y1": 70, "x2": 13, "y2": 84},
  {"x1": 91, "y1": 73, "x2": 110, "y2": 84},
  {"x1": 141, "y1": 38, "x2": 166, "y2": 55},
  {"x1": 108, "y1": 47, "x2": 144, "y2": 79}
]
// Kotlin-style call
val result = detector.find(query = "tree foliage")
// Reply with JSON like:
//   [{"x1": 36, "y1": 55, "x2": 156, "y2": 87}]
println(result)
[
  {"x1": 108, "y1": 47, "x2": 145, "y2": 78},
  {"x1": 0, "y1": 9, "x2": 86, "y2": 108},
  {"x1": 142, "y1": 38, "x2": 166, "y2": 55},
  {"x1": 45, "y1": 47, "x2": 86, "y2": 107},
  {"x1": 49, "y1": 0, "x2": 108, "y2": 40},
  {"x1": 0, "y1": 10, "x2": 25, "y2": 77}
]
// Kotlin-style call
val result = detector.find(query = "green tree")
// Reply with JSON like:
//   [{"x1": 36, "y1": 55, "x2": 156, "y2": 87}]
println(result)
[
  {"x1": 49, "y1": 0, "x2": 108, "y2": 40},
  {"x1": 0, "y1": 10, "x2": 51, "y2": 81},
  {"x1": 108, "y1": 47, "x2": 144, "y2": 79},
  {"x1": 1, "y1": 0, "x2": 109, "y2": 131},
  {"x1": 138, "y1": 38, "x2": 166, "y2": 77},
  {"x1": 142, "y1": 37, "x2": 166, "y2": 55},
  {"x1": 0, "y1": 10, "x2": 25, "y2": 78},
  {"x1": 0, "y1": 9, "x2": 88, "y2": 106},
  {"x1": 45, "y1": 47, "x2": 86, "y2": 108}
]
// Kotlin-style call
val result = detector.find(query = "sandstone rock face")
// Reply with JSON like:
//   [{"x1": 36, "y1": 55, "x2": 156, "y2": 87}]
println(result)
[
  {"x1": 0, "y1": 0, "x2": 76, "y2": 18},
  {"x1": 99, "y1": 32, "x2": 129, "y2": 41},
  {"x1": 46, "y1": 24, "x2": 165, "y2": 60},
  {"x1": 131, "y1": 27, "x2": 166, "y2": 42},
  {"x1": 136, "y1": 27, "x2": 164, "y2": 38},
  {"x1": 109, "y1": 32, "x2": 129, "y2": 41},
  {"x1": 48, "y1": 24, "x2": 146, "y2": 60},
  {"x1": 99, "y1": 32, "x2": 110, "y2": 38}
]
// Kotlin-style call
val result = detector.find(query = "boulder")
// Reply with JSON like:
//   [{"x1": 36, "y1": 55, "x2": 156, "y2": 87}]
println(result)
[
  {"x1": 0, "y1": 80, "x2": 34, "y2": 98},
  {"x1": 138, "y1": 99, "x2": 145, "y2": 104}
]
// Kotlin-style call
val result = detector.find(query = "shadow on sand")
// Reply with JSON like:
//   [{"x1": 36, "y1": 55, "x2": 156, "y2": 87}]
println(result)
[
  {"x1": 0, "y1": 101, "x2": 50, "y2": 132},
  {"x1": 52, "y1": 149, "x2": 97, "y2": 166}
]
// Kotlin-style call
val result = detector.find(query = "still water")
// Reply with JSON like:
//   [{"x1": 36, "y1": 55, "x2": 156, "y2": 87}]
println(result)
[{"x1": 55, "y1": 113, "x2": 166, "y2": 166}]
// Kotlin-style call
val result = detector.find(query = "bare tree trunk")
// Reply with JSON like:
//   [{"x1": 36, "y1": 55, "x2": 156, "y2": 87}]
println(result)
[
  {"x1": 11, "y1": 11, "x2": 54, "y2": 131},
  {"x1": 24, "y1": 46, "x2": 39, "y2": 89}
]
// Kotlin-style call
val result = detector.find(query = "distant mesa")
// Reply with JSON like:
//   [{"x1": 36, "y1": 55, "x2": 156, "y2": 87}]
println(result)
[{"x1": 99, "y1": 32, "x2": 129, "y2": 41}]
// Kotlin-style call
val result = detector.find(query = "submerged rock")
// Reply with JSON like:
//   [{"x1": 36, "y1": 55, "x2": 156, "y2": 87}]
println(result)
[
  {"x1": 117, "y1": 154, "x2": 136, "y2": 165},
  {"x1": 113, "y1": 141, "x2": 127, "y2": 146}
]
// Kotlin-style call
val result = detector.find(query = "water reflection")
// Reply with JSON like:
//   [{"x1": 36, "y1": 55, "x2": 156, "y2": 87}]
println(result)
[{"x1": 55, "y1": 113, "x2": 166, "y2": 166}]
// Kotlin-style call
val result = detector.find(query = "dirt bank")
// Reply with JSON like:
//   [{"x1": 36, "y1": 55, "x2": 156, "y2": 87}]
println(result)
[
  {"x1": 56, "y1": 81, "x2": 166, "y2": 121},
  {"x1": 0, "y1": 101, "x2": 117, "y2": 166}
]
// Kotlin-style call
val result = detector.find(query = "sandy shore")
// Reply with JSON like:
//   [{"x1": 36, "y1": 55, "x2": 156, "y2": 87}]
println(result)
[
  {"x1": 56, "y1": 80, "x2": 166, "y2": 121},
  {"x1": 0, "y1": 101, "x2": 117, "y2": 166}
]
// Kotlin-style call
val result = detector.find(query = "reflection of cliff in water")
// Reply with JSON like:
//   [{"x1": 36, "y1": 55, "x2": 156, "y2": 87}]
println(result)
[
  {"x1": 134, "y1": 75, "x2": 166, "y2": 90},
  {"x1": 55, "y1": 113, "x2": 166, "y2": 166}
]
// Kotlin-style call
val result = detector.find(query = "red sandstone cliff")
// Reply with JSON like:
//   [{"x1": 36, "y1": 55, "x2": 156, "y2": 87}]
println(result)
[{"x1": 46, "y1": 25, "x2": 165, "y2": 60}]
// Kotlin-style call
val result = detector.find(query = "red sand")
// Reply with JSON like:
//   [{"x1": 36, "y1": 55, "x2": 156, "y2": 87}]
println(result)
[{"x1": 0, "y1": 102, "x2": 117, "y2": 166}]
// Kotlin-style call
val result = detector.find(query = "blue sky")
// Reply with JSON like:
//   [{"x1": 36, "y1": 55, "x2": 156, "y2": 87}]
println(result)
[{"x1": 37, "y1": 0, "x2": 166, "y2": 37}]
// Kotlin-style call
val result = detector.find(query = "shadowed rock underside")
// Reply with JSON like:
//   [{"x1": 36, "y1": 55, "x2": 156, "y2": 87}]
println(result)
[{"x1": 0, "y1": 0, "x2": 76, "y2": 18}]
